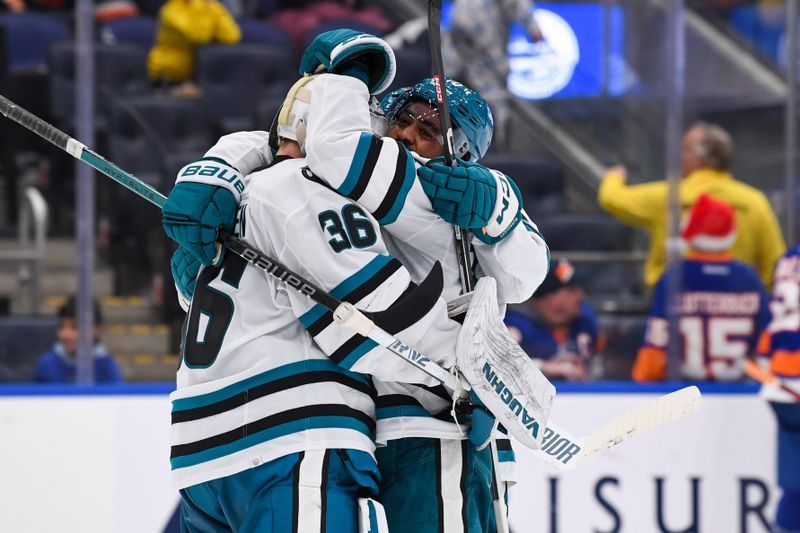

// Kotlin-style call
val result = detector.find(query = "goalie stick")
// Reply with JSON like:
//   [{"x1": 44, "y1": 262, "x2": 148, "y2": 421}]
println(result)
[
  {"x1": 0, "y1": 93, "x2": 702, "y2": 466},
  {"x1": 427, "y1": 0, "x2": 473, "y2": 295}
]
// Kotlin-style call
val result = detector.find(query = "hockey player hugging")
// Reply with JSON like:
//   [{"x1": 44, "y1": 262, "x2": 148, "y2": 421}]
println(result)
[{"x1": 161, "y1": 29, "x2": 552, "y2": 533}]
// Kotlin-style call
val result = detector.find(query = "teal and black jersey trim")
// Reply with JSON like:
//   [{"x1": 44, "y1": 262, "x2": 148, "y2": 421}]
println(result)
[
  {"x1": 337, "y1": 133, "x2": 416, "y2": 226},
  {"x1": 170, "y1": 405, "x2": 375, "y2": 469},
  {"x1": 169, "y1": 360, "x2": 375, "y2": 470},
  {"x1": 171, "y1": 360, "x2": 372, "y2": 421},
  {"x1": 371, "y1": 141, "x2": 416, "y2": 225},
  {"x1": 376, "y1": 393, "x2": 462, "y2": 424},
  {"x1": 299, "y1": 254, "x2": 402, "y2": 336}
]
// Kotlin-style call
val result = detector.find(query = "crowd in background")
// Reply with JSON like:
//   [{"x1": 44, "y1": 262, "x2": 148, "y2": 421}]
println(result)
[{"x1": 0, "y1": 0, "x2": 796, "y2": 387}]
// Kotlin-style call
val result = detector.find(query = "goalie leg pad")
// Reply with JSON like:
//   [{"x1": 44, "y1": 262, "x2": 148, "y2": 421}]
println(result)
[{"x1": 456, "y1": 276, "x2": 555, "y2": 450}]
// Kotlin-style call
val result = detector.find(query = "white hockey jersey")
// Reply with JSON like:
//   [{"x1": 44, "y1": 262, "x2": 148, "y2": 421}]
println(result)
[
  {"x1": 169, "y1": 155, "x2": 463, "y2": 489},
  {"x1": 199, "y1": 74, "x2": 550, "y2": 444}
]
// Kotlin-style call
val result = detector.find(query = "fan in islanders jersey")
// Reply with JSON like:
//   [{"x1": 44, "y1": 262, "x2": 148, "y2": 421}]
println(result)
[
  {"x1": 633, "y1": 193, "x2": 770, "y2": 382},
  {"x1": 755, "y1": 245, "x2": 800, "y2": 533}
]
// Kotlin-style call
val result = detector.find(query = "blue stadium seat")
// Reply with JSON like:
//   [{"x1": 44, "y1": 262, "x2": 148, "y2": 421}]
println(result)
[
  {"x1": 0, "y1": 13, "x2": 70, "y2": 72},
  {"x1": 196, "y1": 44, "x2": 295, "y2": 132},
  {"x1": 480, "y1": 153, "x2": 566, "y2": 219},
  {"x1": 0, "y1": 316, "x2": 58, "y2": 382},
  {"x1": 108, "y1": 95, "x2": 215, "y2": 188},
  {"x1": 379, "y1": 45, "x2": 431, "y2": 96},
  {"x1": 598, "y1": 314, "x2": 647, "y2": 380},
  {"x1": 48, "y1": 42, "x2": 150, "y2": 131},
  {"x1": 538, "y1": 213, "x2": 645, "y2": 301},
  {"x1": 100, "y1": 15, "x2": 158, "y2": 51},
  {"x1": 238, "y1": 19, "x2": 290, "y2": 46}
]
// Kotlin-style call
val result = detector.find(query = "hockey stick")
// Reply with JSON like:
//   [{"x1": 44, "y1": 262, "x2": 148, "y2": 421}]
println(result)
[
  {"x1": 533, "y1": 385, "x2": 702, "y2": 471},
  {"x1": 0, "y1": 93, "x2": 459, "y2": 392},
  {"x1": 745, "y1": 360, "x2": 800, "y2": 401},
  {"x1": 427, "y1": 0, "x2": 474, "y2": 295},
  {"x1": 0, "y1": 94, "x2": 702, "y2": 467}
]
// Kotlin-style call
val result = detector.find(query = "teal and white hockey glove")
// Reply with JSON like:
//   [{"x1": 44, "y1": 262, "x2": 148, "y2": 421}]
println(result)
[
  {"x1": 468, "y1": 391, "x2": 500, "y2": 450},
  {"x1": 418, "y1": 159, "x2": 523, "y2": 244},
  {"x1": 162, "y1": 158, "x2": 243, "y2": 266},
  {"x1": 171, "y1": 246, "x2": 202, "y2": 302},
  {"x1": 299, "y1": 28, "x2": 396, "y2": 94}
]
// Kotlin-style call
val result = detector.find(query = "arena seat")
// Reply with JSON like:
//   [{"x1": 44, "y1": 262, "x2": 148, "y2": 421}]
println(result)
[
  {"x1": 480, "y1": 153, "x2": 566, "y2": 219},
  {"x1": 538, "y1": 213, "x2": 646, "y2": 305},
  {"x1": 379, "y1": 45, "x2": 431, "y2": 96},
  {"x1": 238, "y1": 19, "x2": 290, "y2": 46},
  {"x1": 0, "y1": 316, "x2": 58, "y2": 382},
  {"x1": 196, "y1": 44, "x2": 295, "y2": 133},
  {"x1": 48, "y1": 42, "x2": 150, "y2": 131},
  {"x1": 598, "y1": 313, "x2": 647, "y2": 380},
  {"x1": 100, "y1": 15, "x2": 158, "y2": 51},
  {"x1": 108, "y1": 95, "x2": 215, "y2": 188},
  {"x1": 0, "y1": 13, "x2": 70, "y2": 73}
]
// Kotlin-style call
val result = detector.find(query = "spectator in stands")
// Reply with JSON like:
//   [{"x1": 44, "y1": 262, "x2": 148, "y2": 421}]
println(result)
[
  {"x1": 599, "y1": 121, "x2": 786, "y2": 289},
  {"x1": 148, "y1": 0, "x2": 241, "y2": 98},
  {"x1": 755, "y1": 244, "x2": 800, "y2": 533},
  {"x1": 442, "y1": 0, "x2": 543, "y2": 149},
  {"x1": 32, "y1": 295, "x2": 122, "y2": 383},
  {"x1": 95, "y1": 0, "x2": 140, "y2": 22},
  {"x1": 0, "y1": 0, "x2": 73, "y2": 12},
  {"x1": 269, "y1": 0, "x2": 392, "y2": 60},
  {"x1": 505, "y1": 258, "x2": 604, "y2": 380},
  {"x1": 632, "y1": 193, "x2": 770, "y2": 382}
]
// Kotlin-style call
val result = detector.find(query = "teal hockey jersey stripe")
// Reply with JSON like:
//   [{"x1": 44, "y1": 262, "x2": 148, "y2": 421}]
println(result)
[
  {"x1": 298, "y1": 254, "x2": 396, "y2": 329},
  {"x1": 170, "y1": 411, "x2": 374, "y2": 469},
  {"x1": 171, "y1": 359, "x2": 369, "y2": 412},
  {"x1": 372, "y1": 142, "x2": 416, "y2": 225},
  {"x1": 339, "y1": 133, "x2": 380, "y2": 197}
]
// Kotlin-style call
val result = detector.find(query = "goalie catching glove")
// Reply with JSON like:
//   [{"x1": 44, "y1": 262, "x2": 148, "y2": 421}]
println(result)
[
  {"x1": 162, "y1": 158, "x2": 243, "y2": 266},
  {"x1": 299, "y1": 28, "x2": 396, "y2": 94},
  {"x1": 418, "y1": 159, "x2": 523, "y2": 244}
]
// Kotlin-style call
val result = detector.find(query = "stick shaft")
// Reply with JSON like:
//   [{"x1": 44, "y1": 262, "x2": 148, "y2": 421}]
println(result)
[
  {"x1": 0, "y1": 94, "x2": 167, "y2": 208},
  {"x1": 427, "y1": 0, "x2": 473, "y2": 294},
  {"x1": 745, "y1": 361, "x2": 800, "y2": 401},
  {"x1": 0, "y1": 92, "x2": 455, "y2": 388}
]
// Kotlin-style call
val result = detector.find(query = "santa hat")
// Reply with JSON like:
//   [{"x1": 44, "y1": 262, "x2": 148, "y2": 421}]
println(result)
[{"x1": 681, "y1": 193, "x2": 737, "y2": 252}]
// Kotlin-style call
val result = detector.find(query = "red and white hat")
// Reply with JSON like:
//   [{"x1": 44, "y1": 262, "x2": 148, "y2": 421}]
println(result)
[{"x1": 681, "y1": 193, "x2": 737, "y2": 252}]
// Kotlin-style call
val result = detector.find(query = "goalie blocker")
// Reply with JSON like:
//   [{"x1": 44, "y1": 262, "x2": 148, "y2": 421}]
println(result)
[{"x1": 457, "y1": 277, "x2": 556, "y2": 449}]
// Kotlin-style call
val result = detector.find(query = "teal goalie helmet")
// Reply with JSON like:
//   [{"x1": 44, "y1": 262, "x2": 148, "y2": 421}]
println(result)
[{"x1": 380, "y1": 77, "x2": 493, "y2": 161}]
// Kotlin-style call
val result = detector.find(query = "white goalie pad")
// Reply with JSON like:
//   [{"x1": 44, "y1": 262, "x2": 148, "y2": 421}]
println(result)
[{"x1": 456, "y1": 277, "x2": 556, "y2": 450}]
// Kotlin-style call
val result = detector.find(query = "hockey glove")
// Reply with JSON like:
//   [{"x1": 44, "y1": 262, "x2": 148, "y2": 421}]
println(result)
[
  {"x1": 162, "y1": 159, "x2": 243, "y2": 266},
  {"x1": 299, "y1": 28, "x2": 396, "y2": 94},
  {"x1": 418, "y1": 159, "x2": 523, "y2": 244},
  {"x1": 468, "y1": 390, "x2": 500, "y2": 451},
  {"x1": 171, "y1": 246, "x2": 202, "y2": 303}
]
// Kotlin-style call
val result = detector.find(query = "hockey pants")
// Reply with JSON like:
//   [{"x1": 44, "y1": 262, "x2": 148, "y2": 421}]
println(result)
[
  {"x1": 376, "y1": 437, "x2": 496, "y2": 533},
  {"x1": 179, "y1": 449, "x2": 379, "y2": 533}
]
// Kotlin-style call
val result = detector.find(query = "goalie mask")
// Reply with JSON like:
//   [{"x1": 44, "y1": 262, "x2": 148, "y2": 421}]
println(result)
[
  {"x1": 268, "y1": 75, "x2": 316, "y2": 152},
  {"x1": 380, "y1": 77, "x2": 493, "y2": 161}
]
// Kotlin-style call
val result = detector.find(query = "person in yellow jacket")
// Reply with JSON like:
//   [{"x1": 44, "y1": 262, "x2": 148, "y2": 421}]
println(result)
[
  {"x1": 148, "y1": 0, "x2": 241, "y2": 87},
  {"x1": 598, "y1": 121, "x2": 786, "y2": 289}
]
